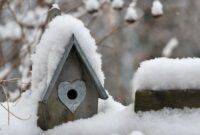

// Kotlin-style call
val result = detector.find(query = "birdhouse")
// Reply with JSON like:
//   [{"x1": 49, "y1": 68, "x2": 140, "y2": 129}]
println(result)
[{"x1": 37, "y1": 34, "x2": 108, "y2": 130}]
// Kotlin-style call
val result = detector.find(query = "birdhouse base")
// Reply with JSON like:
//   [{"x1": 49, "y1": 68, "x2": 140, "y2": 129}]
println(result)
[
  {"x1": 37, "y1": 99, "x2": 98, "y2": 130},
  {"x1": 134, "y1": 90, "x2": 200, "y2": 112}
]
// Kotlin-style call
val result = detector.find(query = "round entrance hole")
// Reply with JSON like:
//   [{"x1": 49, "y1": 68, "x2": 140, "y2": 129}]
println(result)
[{"x1": 67, "y1": 89, "x2": 78, "y2": 100}]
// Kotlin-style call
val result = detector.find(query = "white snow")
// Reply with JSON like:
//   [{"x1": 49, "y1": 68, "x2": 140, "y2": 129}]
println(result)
[
  {"x1": 111, "y1": 0, "x2": 124, "y2": 10},
  {"x1": 52, "y1": 3, "x2": 60, "y2": 9},
  {"x1": 133, "y1": 58, "x2": 200, "y2": 91},
  {"x1": 125, "y1": 0, "x2": 144, "y2": 22},
  {"x1": 41, "y1": 106, "x2": 200, "y2": 135},
  {"x1": 151, "y1": 0, "x2": 163, "y2": 16},
  {"x1": 2, "y1": 94, "x2": 200, "y2": 135},
  {"x1": 162, "y1": 37, "x2": 179, "y2": 57},
  {"x1": 84, "y1": 0, "x2": 100, "y2": 13}
]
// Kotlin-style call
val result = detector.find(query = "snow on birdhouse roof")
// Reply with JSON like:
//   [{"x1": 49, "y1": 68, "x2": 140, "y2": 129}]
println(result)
[
  {"x1": 41, "y1": 34, "x2": 108, "y2": 102},
  {"x1": 133, "y1": 58, "x2": 200, "y2": 91},
  {"x1": 31, "y1": 15, "x2": 106, "y2": 100}
]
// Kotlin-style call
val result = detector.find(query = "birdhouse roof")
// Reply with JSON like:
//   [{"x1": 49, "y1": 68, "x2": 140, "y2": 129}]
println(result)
[
  {"x1": 32, "y1": 15, "x2": 107, "y2": 103},
  {"x1": 41, "y1": 34, "x2": 108, "y2": 103}
]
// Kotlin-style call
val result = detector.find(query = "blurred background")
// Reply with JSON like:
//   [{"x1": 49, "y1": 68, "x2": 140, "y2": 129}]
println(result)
[{"x1": 0, "y1": 0, "x2": 199, "y2": 105}]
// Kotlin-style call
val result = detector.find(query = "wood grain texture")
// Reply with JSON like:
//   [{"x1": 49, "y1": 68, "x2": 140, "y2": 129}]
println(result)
[
  {"x1": 135, "y1": 90, "x2": 200, "y2": 112},
  {"x1": 37, "y1": 47, "x2": 98, "y2": 130}
]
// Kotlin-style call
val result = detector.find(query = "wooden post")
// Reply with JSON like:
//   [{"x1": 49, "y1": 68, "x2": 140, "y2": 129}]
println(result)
[{"x1": 135, "y1": 90, "x2": 200, "y2": 112}]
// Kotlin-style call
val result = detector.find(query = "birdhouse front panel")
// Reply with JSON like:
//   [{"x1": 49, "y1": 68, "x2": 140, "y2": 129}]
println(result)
[{"x1": 37, "y1": 46, "x2": 99, "y2": 130}]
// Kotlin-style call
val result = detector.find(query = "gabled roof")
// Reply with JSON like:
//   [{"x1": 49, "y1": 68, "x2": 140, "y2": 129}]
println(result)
[{"x1": 41, "y1": 34, "x2": 108, "y2": 103}]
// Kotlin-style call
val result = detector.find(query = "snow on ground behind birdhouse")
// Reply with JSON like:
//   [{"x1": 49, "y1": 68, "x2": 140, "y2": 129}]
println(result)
[{"x1": 133, "y1": 57, "x2": 200, "y2": 91}]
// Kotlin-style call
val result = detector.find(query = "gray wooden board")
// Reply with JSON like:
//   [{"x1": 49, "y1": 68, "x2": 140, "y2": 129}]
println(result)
[
  {"x1": 135, "y1": 89, "x2": 200, "y2": 112},
  {"x1": 38, "y1": 47, "x2": 98, "y2": 130}
]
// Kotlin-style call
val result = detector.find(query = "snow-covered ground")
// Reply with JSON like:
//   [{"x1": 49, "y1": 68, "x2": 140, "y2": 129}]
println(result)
[{"x1": 1, "y1": 95, "x2": 200, "y2": 135}]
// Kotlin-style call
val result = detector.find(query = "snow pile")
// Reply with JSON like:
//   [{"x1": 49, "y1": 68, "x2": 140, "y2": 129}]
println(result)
[
  {"x1": 133, "y1": 58, "x2": 200, "y2": 91},
  {"x1": 31, "y1": 14, "x2": 105, "y2": 100},
  {"x1": 2, "y1": 97, "x2": 200, "y2": 135},
  {"x1": 125, "y1": 0, "x2": 144, "y2": 23},
  {"x1": 151, "y1": 0, "x2": 163, "y2": 17},
  {"x1": 42, "y1": 106, "x2": 200, "y2": 135},
  {"x1": 84, "y1": 0, "x2": 100, "y2": 13},
  {"x1": 111, "y1": 0, "x2": 124, "y2": 10},
  {"x1": 0, "y1": 91, "x2": 41, "y2": 135},
  {"x1": 162, "y1": 37, "x2": 179, "y2": 57}
]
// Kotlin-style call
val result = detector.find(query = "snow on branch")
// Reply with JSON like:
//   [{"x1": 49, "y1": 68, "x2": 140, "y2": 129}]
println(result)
[
  {"x1": 111, "y1": 0, "x2": 124, "y2": 10},
  {"x1": 151, "y1": 0, "x2": 164, "y2": 17},
  {"x1": 162, "y1": 37, "x2": 179, "y2": 57},
  {"x1": 83, "y1": 0, "x2": 100, "y2": 13},
  {"x1": 125, "y1": 0, "x2": 144, "y2": 23}
]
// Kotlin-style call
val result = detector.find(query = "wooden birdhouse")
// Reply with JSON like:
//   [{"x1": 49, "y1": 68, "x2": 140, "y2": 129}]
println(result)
[{"x1": 37, "y1": 34, "x2": 108, "y2": 130}]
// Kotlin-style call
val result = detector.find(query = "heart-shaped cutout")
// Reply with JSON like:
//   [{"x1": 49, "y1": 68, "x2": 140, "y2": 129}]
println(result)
[{"x1": 58, "y1": 80, "x2": 86, "y2": 113}]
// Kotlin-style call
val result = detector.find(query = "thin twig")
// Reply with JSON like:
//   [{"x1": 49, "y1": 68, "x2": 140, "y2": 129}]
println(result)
[
  {"x1": 86, "y1": 15, "x2": 97, "y2": 28},
  {"x1": 64, "y1": 2, "x2": 83, "y2": 13},
  {"x1": 97, "y1": 22, "x2": 130, "y2": 45},
  {"x1": 0, "y1": 103, "x2": 31, "y2": 120}
]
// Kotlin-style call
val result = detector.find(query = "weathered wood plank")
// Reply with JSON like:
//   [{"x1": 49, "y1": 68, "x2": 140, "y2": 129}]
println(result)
[{"x1": 134, "y1": 90, "x2": 200, "y2": 112}]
